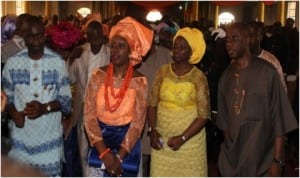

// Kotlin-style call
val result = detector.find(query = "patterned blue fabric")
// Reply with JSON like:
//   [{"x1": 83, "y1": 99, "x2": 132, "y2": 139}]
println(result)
[
  {"x1": 9, "y1": 69, "x2": 30, "y2": 85},
  {"x1": 42, "y1": 70, "x2": 59, "y2": 86},
  {"x1": 12, "y1": 137, "x2": 62, "y2": 155},
  {"x1": 57, "y1": 95, "x2": 72, "y2": 114},
  {"x1": 1, "y1": 77, "x2": 14, "y2": 103},
  {"x1": 31, "y1": 161, "x2": 61, "y2": 177},
  {"x1": 59, "y1": 76, "x2": 71, "y2": 88},
  {"x1": 88, "y1": 121, "x2": 141, "y2": 177},
  {"x1": 2, "y1": 47, "x2": 72, "y2": 177}
]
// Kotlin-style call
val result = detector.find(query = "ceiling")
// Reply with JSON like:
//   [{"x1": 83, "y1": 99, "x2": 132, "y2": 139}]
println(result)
[{"x1": 130, "y1": 1, "x2": 180, "y2": 10}]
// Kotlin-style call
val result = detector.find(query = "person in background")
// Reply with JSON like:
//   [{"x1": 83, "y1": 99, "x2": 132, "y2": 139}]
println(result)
[
  {"x1": 148, "y1": 27, "x2": 210, "y2": 176},
  {"x1": 248, "y1": 21, "x2": 287, "y2": 92},
  {"x1": 282, "y1": 18, "x2": 299, "y2": 75},
  {"x1": 67, "y1": 20, "x2": 110, "y2": 176},
  {"x1": 66, "y1": 12, "x2": 110, "y2": 67},
  {"x1": 1, "y1": 15, "x2": 72, "y2": 176},
  {"x1": 157, "y1": 26, "x2": 176, "y2": 50},
  {"x1": 44, "y1": 14, "x2": 58, "y2": 33},
  {"x1": 1, "y1": 15, "x2": 17, "y2": 44},
  {"x1": 1, "y1": 13, "x2": 32, "y2": 64},
  {"x1": 84, "y1": 16, "x2": 153, "y2": 177},
  {"x1": 45, "y1": 19, "x2": 82, "y2": 61},
  {"x1": 52, "y1": 14, "x2": 58, "y2": 25},
  {"x1": 216, "y1": 22, "x2": 298, "y2": 176}
]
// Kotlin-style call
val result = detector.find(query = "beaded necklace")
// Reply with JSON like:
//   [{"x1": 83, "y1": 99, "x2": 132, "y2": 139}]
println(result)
[{"x1": 104, "y1": 63, "x2": 133, "y2": 112}]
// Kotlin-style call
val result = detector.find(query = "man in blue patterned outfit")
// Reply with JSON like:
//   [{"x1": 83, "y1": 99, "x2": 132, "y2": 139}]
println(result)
[{"x1": 2, "y1": 15, "x2": 72, "y2": 176}]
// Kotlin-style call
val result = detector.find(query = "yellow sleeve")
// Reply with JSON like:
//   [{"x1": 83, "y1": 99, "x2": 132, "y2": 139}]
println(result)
[{"x1": 194, "y1": 70, "x2": 211, "y2": 120}]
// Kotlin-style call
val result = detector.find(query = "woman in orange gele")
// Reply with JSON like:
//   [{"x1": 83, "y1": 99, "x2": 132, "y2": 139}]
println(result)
[{"x1": 84, "y1": 16, "x2": 153, "y2": 177}]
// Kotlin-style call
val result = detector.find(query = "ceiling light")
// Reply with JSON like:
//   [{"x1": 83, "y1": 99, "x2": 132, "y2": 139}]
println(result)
[
  {"x1": 77, "y1": 7, "x2": 91, "y2": 18},
  {"x1": 146, "y1": 9, "x2": 162, "y2": 22}
]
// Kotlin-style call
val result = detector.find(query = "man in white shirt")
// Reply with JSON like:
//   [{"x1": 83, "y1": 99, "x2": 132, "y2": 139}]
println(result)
[{"x1": 67, "y1": 20, "x2": 110, "y2": 176}]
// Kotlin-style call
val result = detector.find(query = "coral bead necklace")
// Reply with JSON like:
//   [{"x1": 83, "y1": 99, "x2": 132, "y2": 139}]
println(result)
[{"x1": 104, "y1": 63, "x2": 133, "y2": 112}]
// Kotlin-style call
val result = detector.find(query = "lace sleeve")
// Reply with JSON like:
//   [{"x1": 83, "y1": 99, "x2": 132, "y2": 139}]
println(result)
[
  {"x1": 194, "y1": 70, "x2": 211, "y2": 120},
  {"x1": 84, "y1": 70, "x2": 104, "y2": 146},
  {"x1": 148, "y1": 65, "x2": 166, "y2": 106},
  {"x1": 121, "y1": 77, "x2": 148, "y2": 152}
]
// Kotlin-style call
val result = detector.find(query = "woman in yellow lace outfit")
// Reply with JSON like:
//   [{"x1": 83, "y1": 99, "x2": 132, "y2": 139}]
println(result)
[{"x1": 148, "y1": 27, "x2": 210, "y2": 176}]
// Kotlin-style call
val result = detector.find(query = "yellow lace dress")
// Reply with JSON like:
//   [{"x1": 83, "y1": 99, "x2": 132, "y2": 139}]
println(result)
[{"x1": 149, "y1": 63, "x2": 210, "y2": 177}]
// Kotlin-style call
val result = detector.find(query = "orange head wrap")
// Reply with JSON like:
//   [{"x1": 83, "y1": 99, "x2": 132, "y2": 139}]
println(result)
[{"x1": 109, "y1": 16, "x2": 154, "y2": 66}]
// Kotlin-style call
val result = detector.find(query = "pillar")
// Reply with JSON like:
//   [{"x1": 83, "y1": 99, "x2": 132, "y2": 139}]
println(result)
[
  {"x1": 24, "y1": 1, "x2": 31, "y2": 14},
  {"x1": 108, "y1": 1, "x2": 116, "y2": 18},
  {"x1": 214, "y1": 5, "x2": 219, "y2": 28},
  {"x1": 259, "y1": 2, "x2": 265, "y2": 22},
  {"x1": 191, "y1": 1, "x2": 199, "y2": 21},
  {"x1": 44, "y1": 0, "x2": 51, "y2": 20},
  {"x1": 278, "y1": 1, "x2": 285, "y2": 25}
]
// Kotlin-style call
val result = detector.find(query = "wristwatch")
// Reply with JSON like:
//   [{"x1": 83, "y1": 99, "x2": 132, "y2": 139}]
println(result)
[
  {"x1": 181, "y1": 135, "x2": 187, "y2": 142},
  {"x1": 148, "y1": 126, "x2": 156, "y2": 133},
  {"x1": 272, "y1": 158, "x2": 285, "y2": 168},
  {"x1": 46, "y1": 103, "x2": 51, "y2": 112},
  {"x1": 148, "y1": 126, "x2": 153, "y2": 132}
]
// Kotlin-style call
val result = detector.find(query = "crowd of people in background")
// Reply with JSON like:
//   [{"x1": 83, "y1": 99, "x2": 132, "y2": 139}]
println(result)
[
  {"x1": 1, "y1": 11, "x2": 299, "y2": 177},
  {"x1": 1, "y1": 13, "x2": 298, "y2": 76}
]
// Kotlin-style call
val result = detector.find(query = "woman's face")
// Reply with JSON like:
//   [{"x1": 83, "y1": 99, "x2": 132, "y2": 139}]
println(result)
[
  {"x1": 110, "y1": 35, "x2": 131, "y2": 66},
  {"x1": 172, "y1": 36, "x2": 191, "y2": 63}
]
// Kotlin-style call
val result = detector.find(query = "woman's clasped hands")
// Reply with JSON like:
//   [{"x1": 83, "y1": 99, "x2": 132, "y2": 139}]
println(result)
[
  {"x1": 150, "y1": 129, "x2": 185, "y2": 151},
  {"x1": 102, "y1": 152, "x2": 123, "y2": 177}
]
